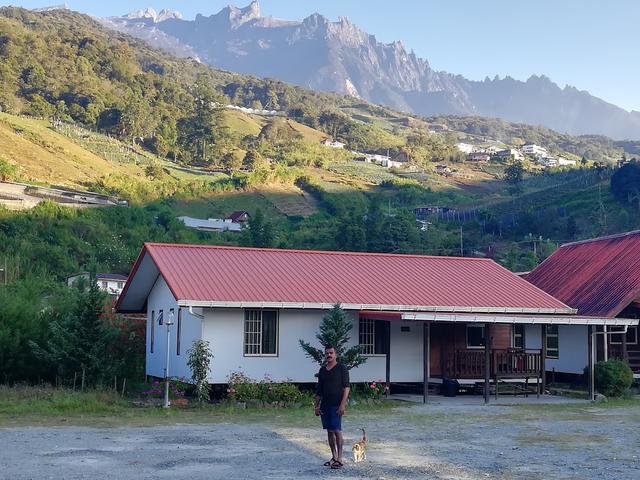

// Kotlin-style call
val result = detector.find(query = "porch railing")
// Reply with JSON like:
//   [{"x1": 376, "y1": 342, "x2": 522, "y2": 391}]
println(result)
[{"x1": 445, "y1": 349, "x2": 542, "y2": 379}]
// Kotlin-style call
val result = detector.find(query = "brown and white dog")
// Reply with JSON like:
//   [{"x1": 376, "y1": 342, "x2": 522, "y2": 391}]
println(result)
[{"x1": 352, "y1": 428, "x2": 367, "y2": 463}]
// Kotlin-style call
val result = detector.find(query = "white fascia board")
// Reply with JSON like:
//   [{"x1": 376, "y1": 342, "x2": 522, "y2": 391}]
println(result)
[
  {"x1": 401, "y1": 312, "x2": 639, "y2": 326},
  {"x1": 177, "y1": 300, "x2": 575, "y2": 315}
]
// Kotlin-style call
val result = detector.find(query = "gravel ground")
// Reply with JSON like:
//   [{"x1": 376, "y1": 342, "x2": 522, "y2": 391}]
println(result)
[{"x1": 1, "y1": 398, "x2": 639, "y2": 480}]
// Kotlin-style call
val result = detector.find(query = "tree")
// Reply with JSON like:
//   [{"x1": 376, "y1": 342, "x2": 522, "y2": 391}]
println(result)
[
  {"x1": 221, "y1": 151, "x2": 242, "y2": 174},
  {"x1": 243, "y1": 149, "x2": 267, "y2": 171},
  {"x1": 504, "y1": 161, "x2": 525, "y2": 193},
  {"x1": 30, "y1": 279, "x2": 119, "y2": 385},
  {"x1": 245, "y1": 208, "x2": 275, "y2": 248},
  {"x1": 298, "y1": 303, "x2": 366, "y2": 370},
  {"x1": 611, "y1": 161, "x2": 640, "y2": 208},
  {"x1": 187, "y1": 339, "x2": 213, "y2": 402}
]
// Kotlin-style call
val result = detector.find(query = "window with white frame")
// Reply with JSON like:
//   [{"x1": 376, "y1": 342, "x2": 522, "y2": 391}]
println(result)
[
  {"x1": 546, "y1": 325, "x2": 559, "y2": 359},
  {"x1": 467, "y1": 324, "x2": 485, "y2": 348},
  {"x1": 610, "y1": 325, "x2": 638, "y2": 345},
  {"x1": 244, "y1": 309, "x2": 278, "y2": 356},
  {"x1": 359, "y1": 318, "x2": 389, "y2": 355}
]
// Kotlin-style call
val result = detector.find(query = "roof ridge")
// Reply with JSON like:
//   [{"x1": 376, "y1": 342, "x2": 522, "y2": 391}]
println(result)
[
  {"x1": 561, "y1": 229, "x2": 640, "y2": 248},
  {"x1": 143, "y1": 242, "x2": 493, "y2": 262}
]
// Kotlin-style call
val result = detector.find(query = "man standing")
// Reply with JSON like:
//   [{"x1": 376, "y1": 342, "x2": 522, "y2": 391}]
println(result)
[{"x1": 314, "y1": 345, "x2": 350, "y2": 469}]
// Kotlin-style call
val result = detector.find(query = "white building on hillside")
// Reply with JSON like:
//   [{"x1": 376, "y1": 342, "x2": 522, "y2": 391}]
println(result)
[
  {"x1": 67, "y1": 272, "x2": 128, "y2": 296},
  {"x1": 178, "y1": 216, "x2": 243, "y2": 232},
  {"x1": 321, "y1": 138, "x2": 346, "y2": 149},
  {"x1": 522, "y1": 143, "x2": 548, "y2": 157}
]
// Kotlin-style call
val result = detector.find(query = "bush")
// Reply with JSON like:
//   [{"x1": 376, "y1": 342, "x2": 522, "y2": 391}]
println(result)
[
  {"x1": 352, "y1": 381, "x2": 387, "y2": 400},
  {"x1": 226, "y1": 370, "x2": 310, "y2": 404},
  {"x1": 140, "y1": 379, "x2": 186, "y2": 400},
  {"x1": 594, "y1": 360, "x2": 633, "y2": 397}
]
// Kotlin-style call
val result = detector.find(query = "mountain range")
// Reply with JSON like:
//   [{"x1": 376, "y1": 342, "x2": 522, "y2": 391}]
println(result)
[{"x1": 99, "y1": 1, "x2": 640, "y2": 140}]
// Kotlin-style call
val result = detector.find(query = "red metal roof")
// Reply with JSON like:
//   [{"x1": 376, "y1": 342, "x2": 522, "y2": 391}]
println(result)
[
  {"x1": 116, "y1": 243, "x2": 571, "y2": 313},
  {"x1": 525, "y1": 230, "x2": 640, "y2": 317}
]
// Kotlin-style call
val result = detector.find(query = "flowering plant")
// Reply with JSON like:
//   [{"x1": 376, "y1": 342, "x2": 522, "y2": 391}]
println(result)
[
  {"x1": 357, "y1": 380, "x2": 387, "y2": 399},
  {"x1": 141, "y1": 379, "x2": 186, "y2": 400}
]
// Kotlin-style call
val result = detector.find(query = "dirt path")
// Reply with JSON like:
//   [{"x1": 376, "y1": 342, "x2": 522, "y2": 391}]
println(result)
[{"x1": 1, "y1": 402, "x2": 639, "y2": 479}]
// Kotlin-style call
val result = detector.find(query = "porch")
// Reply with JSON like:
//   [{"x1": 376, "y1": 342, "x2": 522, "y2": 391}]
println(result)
[{"x1": 361, "y1": 310, "x2": 638, "y2": 404}]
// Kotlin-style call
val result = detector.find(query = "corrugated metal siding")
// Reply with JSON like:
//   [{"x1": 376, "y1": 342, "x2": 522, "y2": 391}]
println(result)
[
  {"x1": 136, "y1": 243, "x2": 568, "y2": 311},
  {"x1": 526, "y1": 231, "x2": 640, "y2": 317}
]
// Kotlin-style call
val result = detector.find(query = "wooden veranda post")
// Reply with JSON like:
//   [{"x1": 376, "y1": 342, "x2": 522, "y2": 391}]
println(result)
[
  {"x1": 484, "y1": 324, "x2": 491, "y2": 404},
  {"x1": 622, "y1": 327, "x2": 628, "y2": 363},
  {"x1": 541, "y1": 325, "x2": 547, "y2": 395}
]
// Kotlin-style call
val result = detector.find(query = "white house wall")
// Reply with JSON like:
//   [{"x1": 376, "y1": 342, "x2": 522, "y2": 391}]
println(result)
[
  {"x1": 146, "y1": 275, "x2": 202, "y2": 381},
  {"x1": 525, "y1": 324, "x2": 588, "y2": 375},
  {"x1": 200, "y1": 308, "x2": 419, "y2": 384}
]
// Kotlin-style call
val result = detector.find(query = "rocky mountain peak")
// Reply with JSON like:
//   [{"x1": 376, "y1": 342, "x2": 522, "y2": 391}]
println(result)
[
  {"x1": 222, "y1": 1, "x2": 261, "y2": 28},
  {"x1": 122, "y1": 7, "x2": 182, "y2": 23}
]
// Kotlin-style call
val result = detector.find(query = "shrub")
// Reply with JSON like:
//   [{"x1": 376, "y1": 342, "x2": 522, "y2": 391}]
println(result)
[
  {"x1": 353, "y1": 381, "x2": 387, "y2": 400},
  {"x1": 594, "y1": 359, "x2": 633, "y2": 398},
  {"x1": 226, "y1": 370, "x2": 310, "y2": 404},
  {"x1": 141, "y1": 379, "x2": 186, "y2": 400},
  {"x1": 187, "y1": 340, "x2": 213, "y2": 402}
]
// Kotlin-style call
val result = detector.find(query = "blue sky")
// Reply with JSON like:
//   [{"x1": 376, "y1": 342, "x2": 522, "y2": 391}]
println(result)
[{"x1": 4, "y1": 0, "x2": 639, "y2": 111}]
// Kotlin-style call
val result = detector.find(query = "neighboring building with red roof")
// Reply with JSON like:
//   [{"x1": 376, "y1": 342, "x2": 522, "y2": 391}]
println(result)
[
  {"x1": 526, "y1": 230, "x2": 640, "y2": 375},
  {"x1": 116, "y1": 243, "x2": 636, "y2": 397},
  {"x1": 226, "y1": 211, "x2": 250, "y2": 223}
]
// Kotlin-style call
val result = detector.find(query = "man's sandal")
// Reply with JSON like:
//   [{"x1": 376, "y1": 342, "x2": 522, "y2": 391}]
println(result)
[
  {"x1": 323, "y1": 458, "x2": 336, "y2": 467},
  {"x1": 330, "y1": 460, "x2": 344, "y2": 469}
]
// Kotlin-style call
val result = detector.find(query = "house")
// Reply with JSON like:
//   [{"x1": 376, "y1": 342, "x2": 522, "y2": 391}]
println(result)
[
  {"x1": 227, "y1": 211, "x2": 250, "y2": 223},
  {"x1": 467, "y1": 152, "x2": 491, "y2": 163},
  {"x1": 557, "y1": 157, "x2": 577, "y2": 167},
  {"x1": 522, "y1": 143, "x2": 548, "y2": 158},
  {"x1": 428, "y1": 123, "x2": 448, "y2": 133},
  {"x1": 178, "y1": 216, "x2": 242, "y2": 232},
  {"x1": 320, "y1": 138, "x2": 346, "y2": 149},
  {"x1": 496, "y1": 149, "x2": 524, "y2": 162},
  {"x1": 538, "y1": 156, "x2": 558, "y2": 167},
  {"x1": 525, "y1": 230, "x2": 640, "y2": 378},
  {"x1": 456, "y1": 143, "x2": 475, "y2": 154},
  {"x1": 116, "y1": 243, "x2": 635, "y2": 401},
  {"x1": 435, "y1": 165, "x2": 452, "y2": 175},
  {"x1": 67, "y1": 272, "x2": 128, "y2": 296}
]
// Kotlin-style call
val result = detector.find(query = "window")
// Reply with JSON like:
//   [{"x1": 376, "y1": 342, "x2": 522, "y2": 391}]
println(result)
[
  {"x1": 150, "y1": 310, "x2": 155, "y2": 353},
  {"x1": 244, "y1": 310, "x2": 278, "y2": 356},
  {"x1": 102, "y1": 281, "x2": 108, "y2": 289},
  {"x1": 176, "y1": 309, "x2": 182, "y2": 355},
  {"x1": 610, "y1": 326, "x2": 638, "y2": 345},
  {"x1": 546, "y1": 325, "x2": 559, "y2": 359},
  {"x1": 117, "y1": 282, "x2": 124, "y2": 289},
  {"x1": 467, "y1": 324, "x2": 485, "y2": 348},
  {"x1": 513, "y1": 324, "x2": 525, "y2": 349},
  {"x1": 359, "y1": 318, "x2": 389, "y2": 355},
  {"x1": 158, "y1": 309, "x2": 164, "y2": 325}
]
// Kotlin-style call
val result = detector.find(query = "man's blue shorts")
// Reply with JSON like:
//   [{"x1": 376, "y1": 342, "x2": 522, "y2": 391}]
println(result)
[{"x1": 320, "y1": 405, "x2": 342, "y2": 431}]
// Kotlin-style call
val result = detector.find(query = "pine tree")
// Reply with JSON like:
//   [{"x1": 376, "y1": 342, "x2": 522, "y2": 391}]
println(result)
[{"x1": 298, "y1": 303, "x2": 366, "y2": 370}]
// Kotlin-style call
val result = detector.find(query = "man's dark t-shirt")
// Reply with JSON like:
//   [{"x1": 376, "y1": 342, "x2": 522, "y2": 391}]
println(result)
[{"x1": 316, "y1": 364, "x2": 350, "y2": 406}]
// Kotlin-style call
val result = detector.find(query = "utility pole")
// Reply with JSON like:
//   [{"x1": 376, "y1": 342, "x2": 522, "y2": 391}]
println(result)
[
  {"x1": 163, "y1": 310, "x2": 175, "y2": 408},
  {"x1": 460, "y1": 226, "x2": 464, "y2": 256}
]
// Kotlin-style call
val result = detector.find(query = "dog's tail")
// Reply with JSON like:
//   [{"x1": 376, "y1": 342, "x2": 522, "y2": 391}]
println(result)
[{"x1": 361, "y1": 428, "x2": 366, "y2": 442}]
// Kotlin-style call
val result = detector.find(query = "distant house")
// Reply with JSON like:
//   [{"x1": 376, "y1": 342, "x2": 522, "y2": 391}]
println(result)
[
  {"x1": 538, "y1": 156, "x2": 558, "y2": 168},
  {"x1": 522, "y1": 143, "x2": 548, "y2": 158},
  {"x1": 428, "y1": 123, "x2": 448, "y2": 133},
  {"x1": 178, "y1": 216, "x2": 243, "y2": 233},
  {"x1": 67, "y1": 272, "x2": 128, "y2": 297},
  {"x1": 227, "y1": 211, "x2": 251, "y2": 223},
  {"x1": 557, "y1": 157, "x2": 577, "y2": 167},
  {"x1": 413, "y1": 205, "x2": 451, "y2": 218},
  {"x1": 496, "y1": 149, "x2": 524, "y2": 161},
  {"x1": 320, "y1": 138, "x2": 346, "y2": 149},
  {"x1": 467, "y1": 152, "x2": 491, "y2": 163},
  {"x1": 456, "y1": 143, "x2": 475, "y2": 154},
  {"x1": 435, "y1": 164, "x2": 452, "y2": 175}
]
